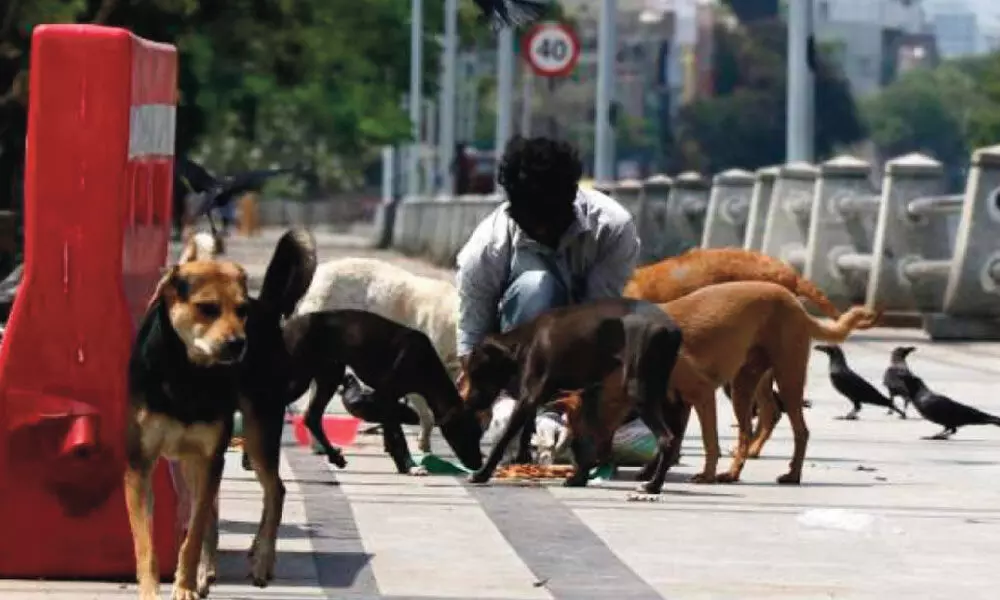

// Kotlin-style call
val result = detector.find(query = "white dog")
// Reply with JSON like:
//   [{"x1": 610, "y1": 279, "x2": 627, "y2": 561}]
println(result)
[{"x1": 295, "y1": 257, "x2": 460, "y2": 453}]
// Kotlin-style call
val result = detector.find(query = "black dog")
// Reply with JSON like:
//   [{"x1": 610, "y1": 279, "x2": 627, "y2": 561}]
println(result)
[
  {"x1": 896, "y1": 371, "x2": 1000, "y2": 440},
  {"x1": 814, "y1": 344, "x2": 906, "y2": 420},
  {"x1": 245, "y1": 308, "x2": 484, "y2": 478},
  {"x1": 461, "y1": 299, "x2": 683, "y2": 494}
]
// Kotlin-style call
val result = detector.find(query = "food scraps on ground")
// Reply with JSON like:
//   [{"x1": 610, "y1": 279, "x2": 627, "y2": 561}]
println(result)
[{"x1": 495, "y1": 464, "x2": 577, "y2": 479}]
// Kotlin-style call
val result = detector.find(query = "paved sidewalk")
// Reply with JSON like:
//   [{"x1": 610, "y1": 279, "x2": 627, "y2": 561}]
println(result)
[{"x1": 4, "y1": 235, "x2": 1000, "y2": 599}]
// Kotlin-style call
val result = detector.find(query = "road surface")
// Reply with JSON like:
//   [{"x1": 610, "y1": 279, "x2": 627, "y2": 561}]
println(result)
[{"x1": 4, "y1": 228, "x2": 999, "y2": 599}]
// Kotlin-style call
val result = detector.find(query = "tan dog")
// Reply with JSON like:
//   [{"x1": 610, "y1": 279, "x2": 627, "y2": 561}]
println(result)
[
  {"x1": 623, "y1": 247, "x2": 840, "y2": 318},
  {"x1": 656, "y1": 281, "x2": 877, "y2": 485},
  {"x1": 624, "y1": 247, "x2": 841, "y2": 454},
  {"x1": 546, "y1": 283, "x2": 877, "y2": 485},
  {"x1": 125, "y1": 255, "x2": 250, "y2": 600}
]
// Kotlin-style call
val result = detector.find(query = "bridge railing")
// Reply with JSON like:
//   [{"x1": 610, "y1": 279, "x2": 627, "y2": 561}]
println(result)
[{"x1": 387, "y1": 145, "x2": 1000, "y2": 340}]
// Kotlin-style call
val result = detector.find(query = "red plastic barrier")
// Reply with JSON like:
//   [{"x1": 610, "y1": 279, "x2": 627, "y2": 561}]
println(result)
[{"x1": 0, "y1": 25, "x2": 180, "y2": 579}]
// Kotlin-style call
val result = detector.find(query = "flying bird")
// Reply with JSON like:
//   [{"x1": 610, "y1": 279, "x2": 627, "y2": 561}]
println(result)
[
  {"x1": 897, "y1": 371, "x2": 1000, "y2": 440},
  {"x1": 473, "y1": 0, "x2": 549, "y2": 30},
  {"x1": 175, "y1": 157, "x2": 298, "y2": 218},
  {"x1": 814, "y1": 344, "x2": 906, "y2": 420}
]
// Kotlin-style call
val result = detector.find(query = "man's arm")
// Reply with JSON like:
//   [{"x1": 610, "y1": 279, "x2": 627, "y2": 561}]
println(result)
[
  {"x1": 584, "y1": 216, "x2": 641, "y2": 300},
  {"x1": 455, "y1": 217, "x2": 507, "y2": 358}
]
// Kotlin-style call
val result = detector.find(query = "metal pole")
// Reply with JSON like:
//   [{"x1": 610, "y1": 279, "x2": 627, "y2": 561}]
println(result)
[
  {"x1": 804, "y1": 0, "x2": 815, "y2": 162},
  {"x1": 469, "y1": 81, "x2": 479, "y2": 141},
  {"x1": 520, "y1": 69, "x2": 534, "y2": 137},
  {"x1": 408, "y1": 0, "x2": 423, "y2": 197},
  {"x1": 785, "y1": 0, "x2": 812, "y2": 163},
  {"x1": 496, "y1": 28, "x2": 515, "y2": 174},
  {"x1": 424, "y1": 99, "x2": 437, "y2": 195},
  {"x1": 595, "y1": 0, "x2": 617, "y2": 181},
  {"x1": 381, "y1": 146, "x2": 394, "y2": 203},
  {"x1": 440, "y1": 0, "x2": 458, "y2": 196}
]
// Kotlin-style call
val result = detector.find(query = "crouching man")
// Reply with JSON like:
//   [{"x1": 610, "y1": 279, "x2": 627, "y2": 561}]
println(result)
[{"x1": 455, "y1": 135, "x2": 640, "y2": 460}]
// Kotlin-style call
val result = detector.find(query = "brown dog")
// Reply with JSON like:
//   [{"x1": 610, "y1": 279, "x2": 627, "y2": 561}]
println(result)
[
  {"x1": 461, "y1": 299, "x2": 683, "y2": 494},
  {"x1": 549, "y1": 283, "x2": 877, "y2": 485},
  {"x1": 651, "y1": 281, "x2": 877, "y2": 485},
  {"x1": 624, "y1": 247, "x2": 840, "y2": 452},
  {"x1": 125, "y1": 256, "x2": 250, "y2": 600},
  {"x1": 623, "y1": 247, "x2": 840, "y2": 317}
]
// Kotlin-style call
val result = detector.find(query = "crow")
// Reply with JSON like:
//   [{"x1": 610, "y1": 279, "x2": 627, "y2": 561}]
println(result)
[
  {"x1": 473, "y1": 0, "x2": 549, "y2": 30},
  {"x1": 814, "y1": 344, "x2": 906, "y2": 420},
  {"x1": 175, "y1": 157, "x2": 298, "y2": 219},
  {"x1": 883, "y1": 345, "x2": 917, "y2": 416},
  {"x1": 897, "y1": 371, "x2": 1000, "y2": 440}
]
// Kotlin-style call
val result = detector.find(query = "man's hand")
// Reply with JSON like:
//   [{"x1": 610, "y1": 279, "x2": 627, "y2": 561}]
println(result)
[{"x1": 455, "y1": 355, "x2": 470, "y2": 402}]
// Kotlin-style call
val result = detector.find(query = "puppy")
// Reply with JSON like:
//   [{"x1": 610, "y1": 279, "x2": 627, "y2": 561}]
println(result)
[
  {"x1": 485, "y1": 395, "x2": 570, "y2": 466},
  {"x1": 125, "y1": 256, "x2": 249, "y2": 600}
]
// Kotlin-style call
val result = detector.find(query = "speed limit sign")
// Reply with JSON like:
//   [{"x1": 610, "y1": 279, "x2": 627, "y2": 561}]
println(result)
[{"x1": 522, "y1": 22, "x2": 580, "y2": 78}]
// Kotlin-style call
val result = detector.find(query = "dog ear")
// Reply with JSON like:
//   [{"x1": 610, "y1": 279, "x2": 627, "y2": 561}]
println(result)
[
  {"x1": 177, "y1": 235, "x2": 200, "y2": 264},
  {"x1": 258, "y1": 228, "x2": 317, "y2": 318},
  {"x1": 146, "y1": 265, "x2": 187, "y2": 310},
  {"x1": 594, "y1": 318, "x2": 626, "y2": 353},
  {"x1": 478, "y1": 336, "x2": 516, "y2": 365}
]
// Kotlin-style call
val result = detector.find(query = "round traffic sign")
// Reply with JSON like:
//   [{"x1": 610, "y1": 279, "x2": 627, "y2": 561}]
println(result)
[{"x1": 522, "y1": 22, "x2": 580, "y2": 78}]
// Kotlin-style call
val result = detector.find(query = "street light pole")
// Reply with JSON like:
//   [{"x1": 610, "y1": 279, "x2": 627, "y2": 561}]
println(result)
[
  {"x1": 785, "y1": 0, "x2": 814, "y2": 163},
  {"x1": 440, "y1": 0, "x2": 458, "y2": 196},
  {"x1": 408, "y1": 0, "x2": 423, "y2": 197},
  {"x1": 595, "y1": 0, "x2": 617, "y2": 182},
  {"x1": 495, "y1": 27, "x2": 515, "y2": 182}
]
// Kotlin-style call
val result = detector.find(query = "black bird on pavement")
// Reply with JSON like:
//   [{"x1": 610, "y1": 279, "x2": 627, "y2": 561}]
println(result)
[
  {"x1": 896, "y1": 371, "x2": 1000, "y2": 440},
  {"x1": 883, "y1": 345, "x2": 917, "y2": 416},
  {"x1": 814, "y1": 344, "x2": 907, "y2": 420},
  {"x1": 473, "y1": 0, "x2": 549, "y2": 30}
]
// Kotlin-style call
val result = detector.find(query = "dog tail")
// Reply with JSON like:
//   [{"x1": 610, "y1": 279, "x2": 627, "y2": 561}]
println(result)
[
  {"x1": 806, "y1": 305, "x2": 881, "y2": 344},
  {"x1": 258, "y1": 229, "x2": 318, "y2": 318},
  {"x1": 794, "y1": 276, "x2": 841, "y2": 319}
]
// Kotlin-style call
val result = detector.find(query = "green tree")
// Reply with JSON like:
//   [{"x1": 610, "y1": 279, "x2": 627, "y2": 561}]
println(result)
[
  {"x1": 956, "y1": 52, "x2": 1000, "y2": 150},
  {"x1": 0, "y1": 0, "x2": 499, "y2": 205},
  {"x1": 861, "y1": 64, "x2": 980, "y2": 167},
  {"x1": 672, "y1": 17, "x2": 865, "y2": 173}
]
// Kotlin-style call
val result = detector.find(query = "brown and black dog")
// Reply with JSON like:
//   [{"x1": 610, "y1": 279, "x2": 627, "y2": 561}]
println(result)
[
  {"x1": 461, "y1": 298, "x2": 683, "y2": 494},
  {"x1": 125, "y1": 255, "x2": 250, "y2": 600}
]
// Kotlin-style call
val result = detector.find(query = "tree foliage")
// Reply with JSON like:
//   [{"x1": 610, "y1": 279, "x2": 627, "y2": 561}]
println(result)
[
  {"x1": 861, "y1": 50, "x2": 1000, "y2": 188},
  {"x1": 0, "y1": 0, "x2": 494, "y2": 205},
  {"x1": 672, "y1": 17, "x2": 866, "y2": 174},
  {"x1": 861, "y1": 64, "x2": 979, "y2": 167}
]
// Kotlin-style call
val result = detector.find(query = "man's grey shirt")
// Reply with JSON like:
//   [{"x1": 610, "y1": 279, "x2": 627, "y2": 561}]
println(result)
[{"x1": 454, "y1": 187, "x2": 640, "y2": 357}]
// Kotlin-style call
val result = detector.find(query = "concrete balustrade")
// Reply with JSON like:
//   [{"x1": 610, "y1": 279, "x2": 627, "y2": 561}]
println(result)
[{"x1": 386, "y1": 144, "x2": 1000, "y2": 339}]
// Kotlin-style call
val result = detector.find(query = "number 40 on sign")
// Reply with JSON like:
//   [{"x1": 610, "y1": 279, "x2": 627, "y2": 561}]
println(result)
[{"x1": 522, "y1": 22, "x2": 581, "y2": 78}]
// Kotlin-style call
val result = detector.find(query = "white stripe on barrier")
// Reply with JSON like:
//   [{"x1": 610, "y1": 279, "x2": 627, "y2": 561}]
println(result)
[{"x1": 128, "y1": 104, "x2": 176, "y2": 159}]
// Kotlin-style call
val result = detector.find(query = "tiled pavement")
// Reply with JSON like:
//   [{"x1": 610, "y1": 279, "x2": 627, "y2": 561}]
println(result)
[{"x1": 3, "y1": 231, "x2": 999, "y2": 599}]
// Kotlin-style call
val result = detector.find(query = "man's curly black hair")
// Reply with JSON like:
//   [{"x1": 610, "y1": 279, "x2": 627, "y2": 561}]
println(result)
[{"x1": 497, "y1": 135, "x2": 583, "y2": 214}]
